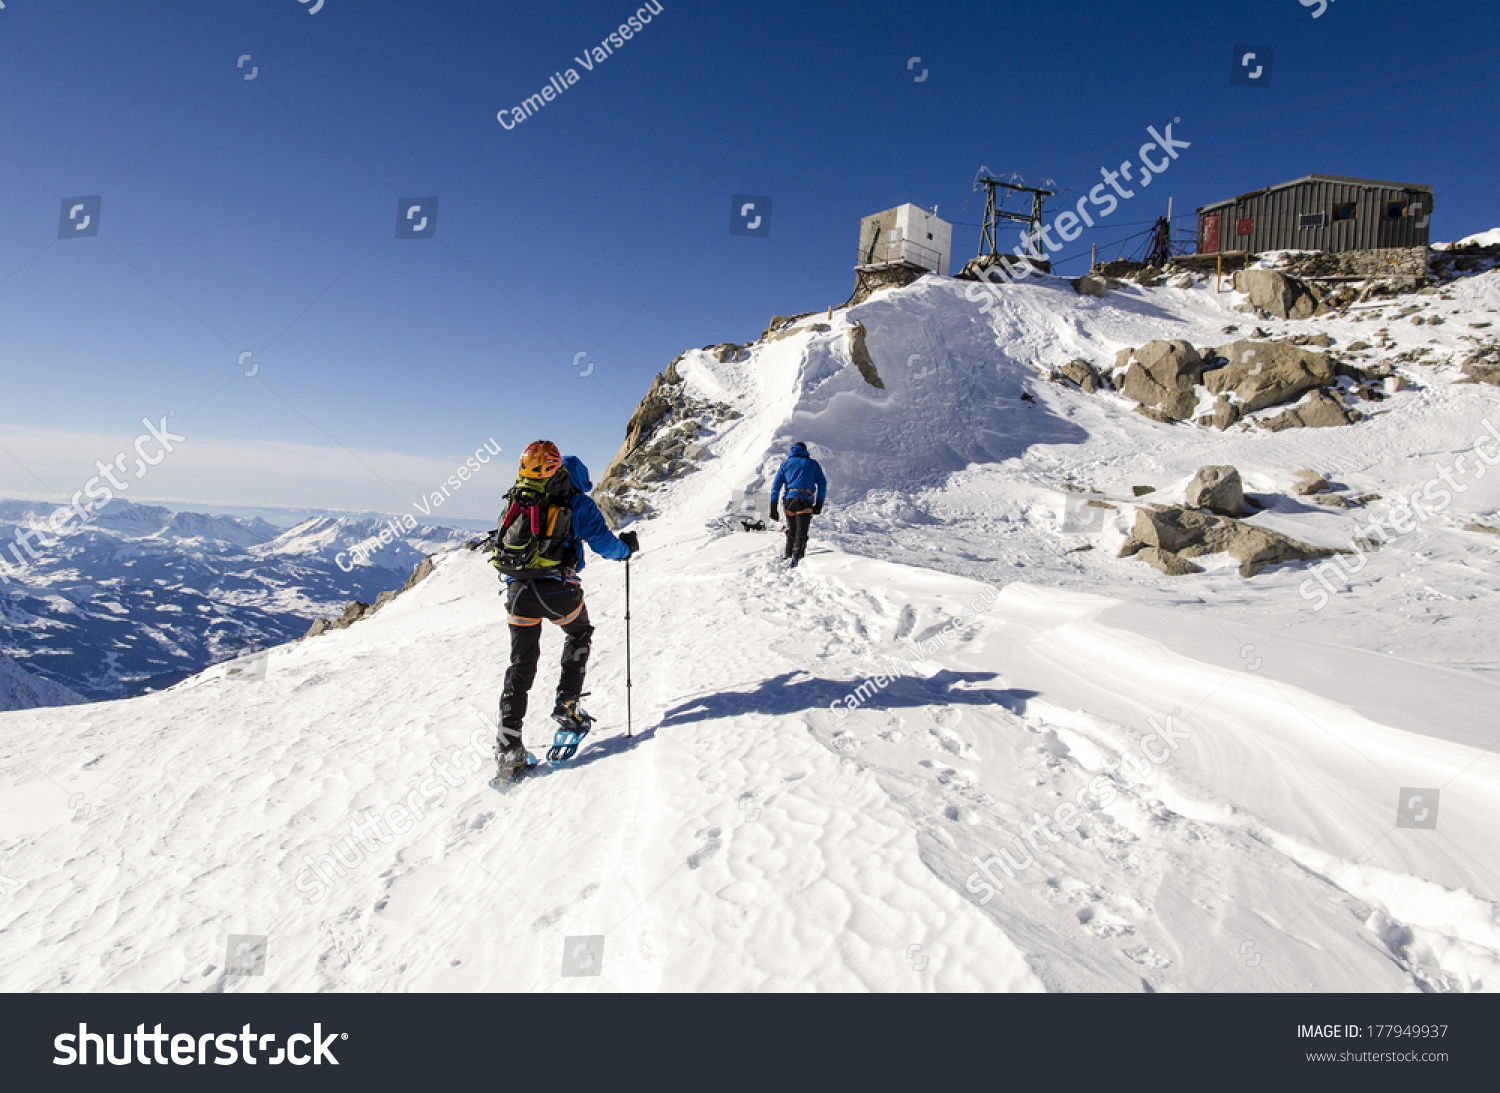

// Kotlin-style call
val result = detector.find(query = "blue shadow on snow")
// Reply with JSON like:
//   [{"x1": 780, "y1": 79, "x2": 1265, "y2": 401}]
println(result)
[{"x1": 659, "y1": 670, "x2": 1036, "y2": 727}]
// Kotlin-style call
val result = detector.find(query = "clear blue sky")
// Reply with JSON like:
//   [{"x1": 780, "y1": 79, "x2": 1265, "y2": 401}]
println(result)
[{"x1": 2, "y1": 0, "x2": 1497, "y2": 521}]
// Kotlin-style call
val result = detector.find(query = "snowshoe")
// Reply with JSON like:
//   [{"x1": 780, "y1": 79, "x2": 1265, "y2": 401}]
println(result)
[{"x1": 548, "y1": 696, "x2": 596, "y2": 763}]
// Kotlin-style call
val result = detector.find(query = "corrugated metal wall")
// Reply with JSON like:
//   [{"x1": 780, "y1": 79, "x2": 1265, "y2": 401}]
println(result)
[{"x1": 1197, "y1": 179, "x2": 1432, "y2": 253}]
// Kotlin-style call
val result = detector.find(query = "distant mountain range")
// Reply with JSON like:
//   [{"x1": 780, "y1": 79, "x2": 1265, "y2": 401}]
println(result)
[{"x1": 0, "y1": 499, "x2": 475, "y2": 704}]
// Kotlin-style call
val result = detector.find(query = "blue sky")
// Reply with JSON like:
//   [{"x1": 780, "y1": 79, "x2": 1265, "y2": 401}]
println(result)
[{"x1": 2, "y1": 0, "x2": 1497, "y2": 522}]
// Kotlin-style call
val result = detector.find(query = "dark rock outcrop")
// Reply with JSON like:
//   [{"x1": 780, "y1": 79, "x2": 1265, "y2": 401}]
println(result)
[
  {"x1": 1074, "y1": 274, "x2": 1109, "y2": 298},
  {"x1": 852, "y1": 319, "x2": 882, "y2": 386},
  {"x1": 302, "y1": 555, "x2": 437, "y2": 639},
  {"x1": 595, "y1": 361, "x2": 740, "y2": 525},
  {"x1": 1059, "y1": 359, "x2": 1107, "y2": 393},
  {"x1": 1260, "y1": 390, "x2": 1360, "y2": 431},
  {"x1": 847, "y1": 322, "x2": 886, "y2": 389},
  {"x1": 1195, "y1": 395, "x2": 1241, "y2": 431},
  {"x1": 1136, "y1": 545, "x2": 1204, "y2": 576}
]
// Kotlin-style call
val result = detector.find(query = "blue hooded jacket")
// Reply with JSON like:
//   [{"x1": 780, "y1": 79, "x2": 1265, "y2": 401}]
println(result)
[
  {"x1": 562, "y1": 456, "x2": 630, "y2": 573},
  {"x1": 505, "y1": 456, "x2": 628, "y2": 581},
  {"x1": 770, "y1": 443, "x2": 828, "y2": 507}
]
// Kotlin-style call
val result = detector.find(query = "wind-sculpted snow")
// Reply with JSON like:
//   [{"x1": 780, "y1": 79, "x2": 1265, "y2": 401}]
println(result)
[
  {"x1": 785, "y1": 290, "x2": 1089, "y2": 493},
  {"x1": 2, "y1": 537, "x2": 1496, "y2": 992}
]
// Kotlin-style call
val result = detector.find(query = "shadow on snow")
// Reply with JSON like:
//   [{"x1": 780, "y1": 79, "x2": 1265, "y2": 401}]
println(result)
[{"x1": 658, "y1": 669, "x2": 1036, "y2": 727}]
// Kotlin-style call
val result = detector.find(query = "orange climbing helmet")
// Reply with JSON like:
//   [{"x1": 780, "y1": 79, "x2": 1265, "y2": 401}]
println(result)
[{"x1": 519, "y1": 440, "x2": 564, "y2": 480}]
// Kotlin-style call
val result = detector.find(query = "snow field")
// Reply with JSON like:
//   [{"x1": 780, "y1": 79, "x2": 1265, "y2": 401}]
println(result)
[{"x1": 4, "y1": 265, "x2": 1500, "y2": 992}]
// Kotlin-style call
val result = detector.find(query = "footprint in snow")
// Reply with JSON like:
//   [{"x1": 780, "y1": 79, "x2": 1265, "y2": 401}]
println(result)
[
  {"x1": 1121, "y1": 944, "x2": 1171, "y2": 969},
  {"x1": 943, "y1": 804, "x2": 979, "y2": 824},
  {"x1": 687, "y1": 827, "x2": 723, "y2": 870},
  {"x1": 893, "y1": 604, "x2": 917, "y2": 642},
  {"x1": 1077, "y1": 906, "x2": 1135, "y2": 939}
]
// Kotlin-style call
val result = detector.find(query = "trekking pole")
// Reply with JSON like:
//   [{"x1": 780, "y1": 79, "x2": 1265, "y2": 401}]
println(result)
[{"x1": 625, "y1": 554, "x2": 633, "y2": 738}]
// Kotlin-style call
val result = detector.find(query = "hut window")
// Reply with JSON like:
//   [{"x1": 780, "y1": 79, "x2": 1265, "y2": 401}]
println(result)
[
  {"x1": 1385, "y1": 201, "x2": 1408, "y2": 220},
  {"x1": 1334, "y1": 203, "x2": 1356, "y2": 222}
]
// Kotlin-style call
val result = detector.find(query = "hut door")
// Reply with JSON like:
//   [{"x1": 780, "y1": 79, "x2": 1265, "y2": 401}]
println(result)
[{"x1": 1201, "y1": 215, "x2": 1221, "y2": 253}]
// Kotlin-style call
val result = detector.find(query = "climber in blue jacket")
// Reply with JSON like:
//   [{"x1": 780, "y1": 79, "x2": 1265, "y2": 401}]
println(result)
[{"x1": 769, "y1": 442, "x2": 827, "y2": 567}]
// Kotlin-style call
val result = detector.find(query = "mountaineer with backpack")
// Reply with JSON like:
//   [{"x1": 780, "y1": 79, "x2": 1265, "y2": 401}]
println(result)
[
  {"x1": 769, "y1": 441, "x2": 827, "y2": 568},
  {"x1": 490, "y1": 440, "x2": 638, "y2": 781}
]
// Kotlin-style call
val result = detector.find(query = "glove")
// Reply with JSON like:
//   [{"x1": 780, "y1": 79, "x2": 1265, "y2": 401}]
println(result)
[
  {"x1": 619, "y1": 531, "x2": 640, "y2": 556},
  {"x1": 769, "y1": 505, "x2": 779, "y2": 522},
  {"x1": 812, "y1": 500, "x2": 824, "y2": 515}
]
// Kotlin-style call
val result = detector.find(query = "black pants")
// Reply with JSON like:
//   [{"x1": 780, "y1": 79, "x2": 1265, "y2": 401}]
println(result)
[
  {"x1": 499, "y1": 579, "x2": 593, "y2": 743},
  {"x1": 784, "y1": 512, "x2": 813, "y2": 559}
]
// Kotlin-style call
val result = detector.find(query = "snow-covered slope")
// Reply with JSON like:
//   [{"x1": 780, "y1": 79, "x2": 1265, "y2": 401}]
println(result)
[
  {"x1": 2, "y1": 268, "x2": 1498, "y2": 992},
  {"x1": 1444, "y1": 228, "x2": 1500, "y2": 249},
  {"x1": 0, "y1": 651, "x2": 82, "y2": 712}
]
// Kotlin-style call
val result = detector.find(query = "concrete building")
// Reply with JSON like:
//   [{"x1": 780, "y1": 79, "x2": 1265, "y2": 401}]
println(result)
[
  {"x1": 856, "y1": 204, "x2": 953, "y2": 276},
  {"x1": 1197, "y1": 174, "x2": 1433, "y2": 255}
]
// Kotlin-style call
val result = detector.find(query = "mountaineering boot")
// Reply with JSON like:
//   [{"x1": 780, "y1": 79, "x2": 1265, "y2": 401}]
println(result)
[
  {"x1": 549, "y1": 694, "x2": 595, "y2": 762},
  {"x1": 492, "y1": 715, "x2": 533, "y2": 784},
  {"x1": 553, "y1": 694, "x2": 592, "y2": 731},
  {"x1": 495, "y1": 742, "x2": 532, "y2": 783}
]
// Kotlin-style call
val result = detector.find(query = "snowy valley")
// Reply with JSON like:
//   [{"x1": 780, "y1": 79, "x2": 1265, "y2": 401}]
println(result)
[{"x1": 0, "y1": 501, "x2": 472, "y2": 704}]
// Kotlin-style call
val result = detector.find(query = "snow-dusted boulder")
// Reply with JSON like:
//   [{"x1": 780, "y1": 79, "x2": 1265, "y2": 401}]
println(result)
[
  {"x1": 1233, "y1": 268, "x2": 1328, "y2": 320},
  {"x1": 1261, "y1": 390, "x2": 1361, "y2": 431},
  {"x1": 1185, "y1": 466, "x2": 1246, "y2": 516},
  {"x1": 1204, "y1": 340, "x2": 1337, "y2": 413},
  {"x1": 1117, "y1": 340, "x2": 1204, "y2": 421},
  {"x1": 1121, "y1": 505, "x2": 1340, "y2": 577},
  {"x1": 1459, "y1": 344, "x2": 1500, "y2": 386}
]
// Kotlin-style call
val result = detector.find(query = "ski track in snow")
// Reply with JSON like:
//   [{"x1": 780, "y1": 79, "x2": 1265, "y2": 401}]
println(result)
[{"x1": 3, "y1": 271, "x2": 1500, "y2": 992}]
